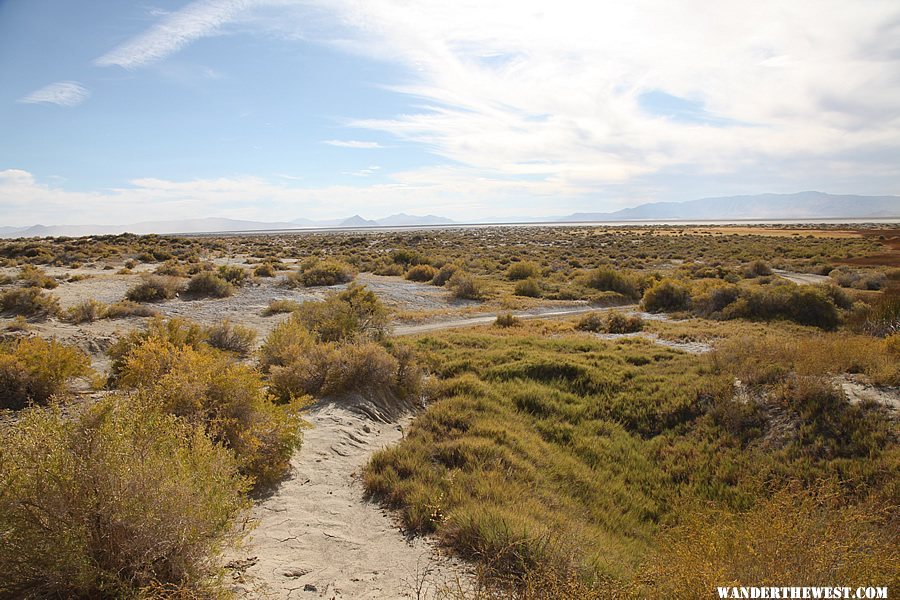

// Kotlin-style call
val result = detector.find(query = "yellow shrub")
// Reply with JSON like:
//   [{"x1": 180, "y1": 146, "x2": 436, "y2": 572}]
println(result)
[
  {"x1": 0, "y1": 336, "x2": 91, "y2": 410},
  {"x1": 0, "y1": 396, "x2": 247, "y2": 598}
]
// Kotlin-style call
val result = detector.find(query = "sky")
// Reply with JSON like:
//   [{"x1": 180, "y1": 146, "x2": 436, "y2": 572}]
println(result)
[{"x1": 1, "y1": 0, "x2": 899, "y2": 226}]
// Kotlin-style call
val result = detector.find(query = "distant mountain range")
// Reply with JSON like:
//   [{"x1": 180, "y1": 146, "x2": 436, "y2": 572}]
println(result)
[
  {"x1": 1, "y1": 192, "x2": 896, "y2": 238},
  {"x1": 556, "y1": 191, "x2": 899, "y2": 221}
]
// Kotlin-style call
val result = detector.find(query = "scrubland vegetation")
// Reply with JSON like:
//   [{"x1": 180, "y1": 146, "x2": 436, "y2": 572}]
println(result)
[{"x1": 0, "y1": 224, "x2": 897, "y2": 598}]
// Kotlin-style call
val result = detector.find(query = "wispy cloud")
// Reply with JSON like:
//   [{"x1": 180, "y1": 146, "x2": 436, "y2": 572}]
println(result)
[
  {"x1": 94, "y1": 0, "x2": 262, "y2": 69},
  {"x1": 324, "y1": 139, "x2": 384, "y2": 149},
  {"x1": 19, "y1": 81, "x2": 90, "y2": 106}
]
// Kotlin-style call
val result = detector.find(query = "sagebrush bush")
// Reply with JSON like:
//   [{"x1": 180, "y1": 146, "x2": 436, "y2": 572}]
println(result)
[
  {"x1": 642, "y1": 278, "x2": 691, "y2": 312},
  {"x1": 447, "y1": 271, "x2": 485, "y2": 300},
  {"x1": 204, "y1": 320, "x2": 257, "y2": 355},
  {"x1": 514, "y1": 278, "x2": 542, "y2": 298},
  {"x1": 185, "y1": 271, "x2": 234, "y2": 298},
  {"x1": 721, "y1": 283, "x2": 840, "y2": 329},
  {"x1": 495, "y1": 313, "x2": 521, "y2": 328},
  {"x1": 742, "y1": 259, "x2": 772, "y2": 278},
  {"x1": 18, "y1": 264, "x2": 57, "y2": 289},
  {"x1": 126, "y1": 274, "x2": 183, "y2": 302},
  {"x1": 406, "y1": 264, "x2": 439, "y2": 282},
  {"x1": 582, "y1": 267, "x2": 640, "y2": 299},
  {"x1": 117, "y1": 340, "x2": 303, "y2": 488},
  {"x1": 0, "y1": 336, "x2": 91, "y2": 410},
  {"x1": 432, "y1": 263, "x2": 460, "y2": 286},
  {"x1": 254, "y1": 262, "x2": 277, "y2": 277},
  {"x1": 107, "y1": 316, "x2": 207, "y2": 383},
  {"x1": 217, "y1": 264, "x2": 249, "y2": 286},
  {"x1": 263, "y1": 298, "x2": 302, "y2": 316},
  {"x1": 507, "y1": 261, "x2": 541, "y2": 281},
  {"x1": 64, "y1": 299, "x2": 107, "y2": 323},
  {"x1": 294, "y1": 259, "x2": 356, "y2": 286},
  {"x1": 104, "y1": 300, "x2": 158, "y2": 319},
  {"x1": 605, "y1": 311, "x2": 643, "y2": 333},
  {"x1": 575, "y1": 312, "x2": 606, "y2": 332},
  {"x1": 291, "y1": 283, "x2": 390, "y2": 342},
  {"x1": 0, "y1": 396, "x2": 247, "y2": 598},
  {"x1": 0, "y1": 287, "x2": 61, "y2": 319}
]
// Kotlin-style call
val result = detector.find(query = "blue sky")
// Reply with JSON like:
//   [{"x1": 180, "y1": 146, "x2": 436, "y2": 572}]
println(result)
[{"x1": 1, "y1": 0, "x2": 899, "y2": 226}]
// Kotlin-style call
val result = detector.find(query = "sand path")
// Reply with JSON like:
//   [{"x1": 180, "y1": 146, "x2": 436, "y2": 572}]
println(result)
[{"x1": 227, "y1": 405, "x2": 470, "y2": 599}]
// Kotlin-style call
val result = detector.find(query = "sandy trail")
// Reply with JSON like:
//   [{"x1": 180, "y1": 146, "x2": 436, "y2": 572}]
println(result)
[
  {"x1": 227, "y1": 405, "x2": 470, "y2": 599},
  {"x1": 773, "y1": 269, "x2": 831, "y2": 285},
  {"x1": 394, "y1": 304, "x2": 630, "y2": 335}
]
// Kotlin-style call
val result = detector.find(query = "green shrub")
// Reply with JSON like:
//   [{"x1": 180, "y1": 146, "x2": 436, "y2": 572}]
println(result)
[
  {"x1": 126, "y1": 275, "x2": 183, "y2": 302},
  {"x1": 217, "y1": 264, "x2": 249, "y2": 286},
  {"x1": 642, "y1": 278, "x2": 691, "y2": 312},
  {"x1": 185, "y1": 271, "x2": 234, "y2": 298},
  {"x1": 291, "y1": 283, "x2": 390, "y2": 342},
  {"x1": 64, "y1": 299, "x2": 107, "y2": 323},
  {"x1": 447, "y1": 271, "x2": 485, "y2": 300},
  {"x1": 514, "y1": 278, "x2": 542, "y2": 298},
  {"x1": 507, "y1": 261, "x2": 541, "y2": 281},
  {"x1": 0, "y1": 396, "x2": 247, "y2": 598},
  {"x1": 406, "y1": 264, "x2": 439, "y2": 282},
  {"x1": 0, "y1": 337, "x2": 92, "y2": 410},
  {"x1": 690, "y1": 282, "x2": 740, "y2": 316},
  {"x1": 294, "y1": 259, "x2": 357, "y2": 287},
  {"x1": 583, "y1": 267, "x2": 640, "y2": 299},
  {"x1": 0, "y1": 287, "x2": 61, "y2": 319},
  {"x1": 722, "y1": 284, "x2": 840, "y2": 329},
  {"x1": 204, "y1": 320, "x2": 257, "y2": 356}
]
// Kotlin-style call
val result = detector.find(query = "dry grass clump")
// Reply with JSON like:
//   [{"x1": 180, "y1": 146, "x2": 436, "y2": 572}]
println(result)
[
  {"x1": 290, "y1": 258, "x2": 357, "y2": 287},
  {"x1": 849, "y1": 286, "x2": 900, "y2": 337},
  {"x1": 494, "y1": 313, "x2": 521, "y2": 328},
  {"x1": 114, "y1": 329, "x2": 302, "y2": 488},
  {"x1": 64, "y1": 299, "x2": 107, "y2": 323},
  {"x1": 17, "y1": 264, "x2": 58, "y2": 289},
  {"x1": 642, "y1": 486, "x2": 898, "y2": 597},
  {"x1": 185, "y1": 271, "x2": 234, "y2": 298},
  {"x1": 0, "y1": 336, "x2": 91, "y2": 410},
  {"x1": 712, "y1": 332, "x2": 899, "y2": 386},
  {"x1": 1, "y1": 287, "x2": 61, "y2": 319},
  {"x1": 263, "y1": 298, "x2": 302, "y2": 315},
  {"x1": 0, "y1": 396, "x2": 247, "y2": 598},
  {"x1": 204, "y1": 320, "x2": 257, "y2": 355},
  {"x1": 104, "y1": 300, "x2": 159, "y2": 319},
  {"x1": 126, "y1": 274, "x2": 183, "y2": 302},
  {"x1": 253, "y1": 262, "x2": 277, "y2": 277},
  {"x1": 406, "y1": 264, "x2": 439, "y2": 282},
  {"x1": 432, "y1": 263, "x2": 460, "y2": 286}
]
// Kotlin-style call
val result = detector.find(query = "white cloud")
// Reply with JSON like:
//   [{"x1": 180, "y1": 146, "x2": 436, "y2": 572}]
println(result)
[
  {"x1": 291, "y1": 0, "x2": 900, "y2": 192},
  {"x1": 323, "y1": 140, "x2": 384, "y2": 149},
  {"x1": 19, "y1": 81, "x2": 90, "y2": 106},
  {"x1": 94, "y1": 0, "x2": 265, "y2": 69}
]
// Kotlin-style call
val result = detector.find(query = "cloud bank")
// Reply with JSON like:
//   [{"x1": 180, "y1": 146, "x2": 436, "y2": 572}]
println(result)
[{"x1": 19, "y1": 81, "x2": 90, "y2": 107}]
